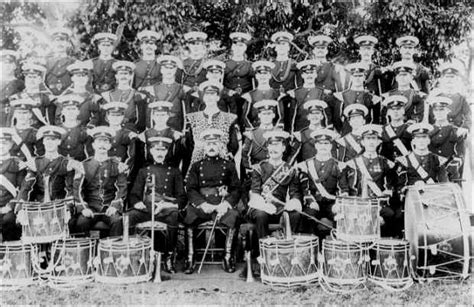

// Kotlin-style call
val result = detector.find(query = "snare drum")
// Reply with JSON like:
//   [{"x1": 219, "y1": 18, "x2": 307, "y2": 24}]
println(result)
[
  {"x1": 0, "y1": 241, "x2": 37, "y2": 290},
  {"x1": 335, "y1": 196, "x2": 385, "y2": 243},
  {"x1": 368, "y1": 239, "x2": 413, "y2": 291},
  {"x1": 20, "y1": 198, "x2": 71, "y2": 244},
  {"x1": 320, "y1": 239, "x2": 369, "y2": 285},
  {"x1": 49, "y1": 238, "x2": 96, "y2": 289},
  {"x1": 405, "y1": 183, "x2": 472, "y2": 281},
  {"x1": 94, "y1": 235, "x2": 154, "y2": 284},
  {"x1": 258, "y1": 234, "x2": 319, "y2": 288}
]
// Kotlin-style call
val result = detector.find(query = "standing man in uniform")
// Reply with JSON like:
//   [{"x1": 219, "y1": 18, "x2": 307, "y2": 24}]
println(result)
[
  {"x1": 45, "y1": 28, "x2": 76, "y2": 96},
  {"x1": 134, "y1": 30, "x2": 162, "y2": 94},
  {"x1": 90, "y1": 32, "x2": 118, "y2": 94},
  {"x1": 178, "y1": 31, "x2": 208, "y2": 89},
  {"x1": 127, "y1": 135, "x2": 187, "y2": 274},
  {"x1": 1, "y1": 50, "x2": 24, "y2": 124},
  {"x1": 184, "y1": 129, "x2": 241, "y2": 274},
  {"x1": 308, "y1": 35, "x2": 343, "y2": 93}
]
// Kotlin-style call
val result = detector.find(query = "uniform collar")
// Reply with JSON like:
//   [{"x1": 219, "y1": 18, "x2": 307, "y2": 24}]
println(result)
[{"x1": 363, "y1": 152, "x2": 378, "y2": 159}]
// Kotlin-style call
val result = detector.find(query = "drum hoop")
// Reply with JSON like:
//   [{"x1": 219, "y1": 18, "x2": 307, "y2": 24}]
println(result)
[
  {"x1": 260, "y1": 271, "x2": 319, "y2": 286},
  {"x1": 0, "y1": 276, "x2": 37, "y2": 290},
  {"x1": 336, "y1": 234, "x2": 380, "y2": 243},
  {"x1": 94, "y1": 273, "x2": 151, "y2": 284},
  {"x1": 21, "y1": 233, "x2": 68, "y2": 244},
  {"x1": 452, "y1": 183, "x2": 471, "y2": 279}
]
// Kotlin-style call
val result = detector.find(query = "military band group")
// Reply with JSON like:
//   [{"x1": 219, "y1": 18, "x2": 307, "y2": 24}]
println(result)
[{"x1": 0, "y1": 27, "x2": 471, "y2": 278}]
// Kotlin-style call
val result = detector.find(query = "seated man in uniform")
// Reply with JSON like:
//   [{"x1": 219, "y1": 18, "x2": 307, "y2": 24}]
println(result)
[
  {"x1": 247, "y1": 130, "x2": 302, "y2": 271},
  {"x1": 339, "y1": 124, "x2": 398, "y2": 237},
  {"x1": 184, "y1": 129, "x2": 241, "y2": 274},
  {"x1": 297, "y1": 128, "x2": 342, "y2": 241},
  {"x1": 127, "y1": 135, "x2": 186, "y2": 274},
  {"x1": 0, "y1": 128, "x2": 27, "y2": 241},
  {"x1": 70, "y1": 126, "x2": 127, "y2": 237}
]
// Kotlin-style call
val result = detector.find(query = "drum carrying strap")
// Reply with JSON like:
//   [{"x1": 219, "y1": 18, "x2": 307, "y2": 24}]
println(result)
[
  {"x1": 0, "y1": 174, "x2": 17, "y2": 197},
  {"x1": 385, "y1": 125, "x2": 409, "y2": 156},
  {"x1": 407, "y1": 153, "x2": 435, "y2": 184},
  {"x1": 355, "y1": 157, "x2": 384, "y2": 197},
  {"x1": 261, "y1": 162, "x2": 291, "y2": 197},
  {"x1": 345, "y1": 134, "x2": 362, "y2": 154},
  {"x1": 31, "y1": 108, "x2": 49, "y2": 125},
  {"x1": 306, "y1": 160, "x2": 336, "y2": 200}
]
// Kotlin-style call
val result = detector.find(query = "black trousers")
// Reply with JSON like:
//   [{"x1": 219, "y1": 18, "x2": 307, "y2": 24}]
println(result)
[
  {"x1": 72, "y1": 213, "x2": 123, "y2": 237},
  {"x1": 0, "y1": 211, "x2": 21, "y2": 241},
  {"x1": 247, "y1": 208, "x2": 301, "y2": 240},
  {"x1": 183, "y1": 205, "x2": 238, "y2": 229}
]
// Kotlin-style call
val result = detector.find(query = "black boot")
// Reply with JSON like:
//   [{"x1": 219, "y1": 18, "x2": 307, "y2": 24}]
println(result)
[
  {"x1": 163, "y1": 251, "x2": 176, "y2": 274},
  {"x1": 222, "y1": 228, "x2": 236, "y2": 273},
  {"x1": 184, "y1": 228, "x2": 195, "y2": 274}
]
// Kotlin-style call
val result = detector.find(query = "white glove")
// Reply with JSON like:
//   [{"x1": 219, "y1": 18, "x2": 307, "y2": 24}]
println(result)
[
  {"x1": 199, "y1": 202, "x2": 215, "y2": 214},
  {"x1": 249, "y1": 193, "x2": 276, "y2": 215},
  {"x1": 285, "y1": 198, "x2": 302, "y2": 212},
  {"x1": 134, "y1": 202, "x2": 146, "y2": 210},
  {"x1": 81, "y1": 208, "x2": 94, "y2": 218},
  {"x1": 309, "y1": 201, "x2": 320, "y2": 211},
  {"x1": 16, "y1": 209, "x2": 28, "y2": 226},
  {"x1": 105, "y1": 207, "x2": 117, "y2": 217},
  {"x1": 216, "y1": 201, "x2": 231, "y2": 218},
  {"x1": 0, "y1": 206, "x2": 12, "y2": 215}
]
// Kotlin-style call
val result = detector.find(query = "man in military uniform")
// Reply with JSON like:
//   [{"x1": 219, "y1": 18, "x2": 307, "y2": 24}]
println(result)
[
  {"x1": 127, "y1": 135, "x2": 187, "y2": 273},
  {"x1": 184, "y1": 129, "x2": 241, "y2": 274},
  {"x1": 293, "y1": 100, "x2": 338, "y2": 162},
  {"x1": 393, "y1": 35, "x2": 431, "y2": 94},
  {"x1": 0, "y1": 128, "x2": 26, "y2": 241},
  {"x1": 19, "y1": 125, "x2": 83, "y2": 204},
  {"x1": 1, "y1": 50, "x2": 24, "y2": 124},
  {"x1": 57, "y1": 96, "x2": 91, "y2": 162},
  {"x1": 101, "y1": 61, "x2": 148, "y2": 132},
  {"x1": 151, "y1": 55, "x2": 187, "y2": 132},
  {"x1": 382, "y1": 61, "x2": 426, "y2": 124},
  {"x1": 58, "y1": 61, "x2": 102, "y2": 127},
  {"x1": 339, "y1": 124, "x2": 398, "y2": 237},
  {"x1": 297, "y1": 129, "x2": 342, "y2": 240},
  {"x1": 185, "y1": 81, "x2": 239, "y2": 172},
  {"x1": 45, "y1": 28, "x2": 76, "y2": 95},
  {"x1": 380, "y1": 95, "x2": 412, "y2": 161},
  {"x1": 334, "y1": 63, "x2": 380, "y2": 134},
  {"x1": 134, "y1": 30, "x2": 162, "y2": 94},
  {"x1": 71, "y1": 126, "x2": 126, "y2": 237},
  {"x1": 224, "y1": 32, "x2": 254, "y2": 118},
  {"x1": 9, "y1": 99, "x2": 43, "y2": 161},
  {"x1": 288, "y1": 59, "x2": 335, "y2": 132},
  {"x1": 308, "y1": 35, "x2": 344, "y2": 93},
  {"x1": 427, "y1": 96, "x2": 467, "y2": 181},
  {"x1": 9, "y1": 63, "x2": 56, "y2": 128},
  {"x1": 352, "y1": 35, "x2": 388, "y2": 95},
  {"x1": 247, "y1": 130, "x2": 302, "y2": 242},
  {"x1": 90, "y1": 32, "x2": 118, "y2": 93},
  {"x1": 241, "y1": 61, "x2": 284, "y2": 130},
  {"x1": 140, "y1": 101, "x2": 184, "y2": 168},
  {"x1": 178, "y1": 31, "x2": 208, "y2": 89},
  {"x1": 336, "y1": 104, "x2": 368, "y2": 161},
  {"x1": 396, "y1": 123, "x2": 449, "y2": 187}
]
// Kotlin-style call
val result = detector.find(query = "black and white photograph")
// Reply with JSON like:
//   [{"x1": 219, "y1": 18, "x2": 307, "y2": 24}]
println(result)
[{"x1": 0, "y1": 0, "x2": 472, "y2": 305}]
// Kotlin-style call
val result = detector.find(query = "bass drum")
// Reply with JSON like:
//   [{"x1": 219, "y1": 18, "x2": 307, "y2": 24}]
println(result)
[{"x1": 404, "y1": 182, "x2": 472, "y2": 281}]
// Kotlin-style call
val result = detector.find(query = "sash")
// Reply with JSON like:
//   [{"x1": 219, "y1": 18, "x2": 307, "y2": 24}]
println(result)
[
  {"x1": 306, "y1": 159, "x2": 336, "y2": 200},
  {"x1": 385, "y1": 125, "x2": 409, "y2": 155},
  {"x1": 355, "y1": 156, "x2": 384, "y2": 197},
  {"x1": 261, "y1": 163, "x2": 292, "y2": 197},
  {"x1": 407, "y1": 153, "x2": 435, "y2": 184},
  {"x1": 0, "y1": 174, "x2": 17, "y2": 197},
  {"x1": 345, "y1": 134, "x2": 362, "y2": 154},
  {"x1": 31, "y1": 108, "x2": 49, "y2": 125}
]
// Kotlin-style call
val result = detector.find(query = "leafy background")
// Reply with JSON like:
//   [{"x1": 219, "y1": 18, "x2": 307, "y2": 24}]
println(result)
[{"x1": 1, "y1": 0, "x2": 472, "y2": 72}]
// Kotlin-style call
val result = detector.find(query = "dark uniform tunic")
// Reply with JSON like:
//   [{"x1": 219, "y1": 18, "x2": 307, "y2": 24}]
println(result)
[
  {"x1": 429, "y1": 124, "x2": 464, "y2": 181},
  {"x1": 429, "y1": 93, "x2": 471, "y2": 130},
  {"x1": 59, "y1": 125, "x2": 91, "y2": 161},
  {"x1": 380, "y1": 123, "x2": 412, "y2": 161},
  {"x1": 128, "y1": 163, "x2": 186, "y2": 252},
  {"x1": 108, "y1": 126, "x2": 136, "y2": 172},
  {"x1": 141, "y1": 127, "x2": 184, "y2": 168},
  {"x1": 178, "y1": 58, "x2": 207, "y2": 89},
  {"x1": 73, "y1": 157, "x2": 126, "y2": 236},
  {"x1": 241, "y1": 89, "x2": 283, "y2": 130},
  {"x1": 293, "y1": 127, "x2": 339, "y2": 162},
  {"x1": 0, "y1": 156, "x2": 25, "y2": 241},
  {"x1": 334, "y1": 89, "x2": 375, "y2": 134},
  {"x1": 314, "y1": 62, "x2": 340, "y2": 93},
  {"x1": 224, "y1": 59, "x2": 253, "y2": 94},
  {"x1": 396, "y1": 152, "x2": 448, "y2": 186},
  {"x1": 248, "y1": 161, "x2": 302, "y2": 239},
  {"x1": 91, "y1": 57, "x2": 117, "y2": 93},
  {"x1": 10, "y1": 127, "x2": 43, "y2": 161},
  {"x1": 336, "y1": 133, "x2": 363, "y2": 162},
  {"x1": 388, "y1": 63, "x2": 431, "y2": 94},
  {"x1": 9, "y1": 91, "x2": 56, "y2": 128},
  {"x1": 45, "y1": 56, "x2": 76, "y2": 95},
  {"x1": 184, "y1": 156, "x2": 241, "y2": 228},
  {"x1": 134, "y1": 59, "x2": 161, "y2": 92}
]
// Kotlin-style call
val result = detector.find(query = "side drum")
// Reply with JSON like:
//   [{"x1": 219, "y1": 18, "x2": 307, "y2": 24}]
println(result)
[
  {"x1": 404, "y1": 183, "x2": 472, "y2": 281},
  {"x1": 0, "y1": 241, "x2": 37, "y2": 291},
  {"x1": 94, "y1": 236, "x2": 154, "y2": 284}
]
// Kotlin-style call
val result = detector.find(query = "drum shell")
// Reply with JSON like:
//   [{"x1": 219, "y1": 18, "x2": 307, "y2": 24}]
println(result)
[
  {"x1": 258, "y1": 235, "x2": 319, "y2": 287},
  {"x1": 95, "y1": 236, "x2": 152, "y2": 283},
  {"x1": 335, "y1": 196, "x2": 384, "y2": 242},
  {"x1": 368, "y1": 239, "x2": 411, "y2": 281},
  {"x1": 0, "y1": 241, "x2": 36, "y2": 286},
  {"x1": 321, "y1": 239, "x2": 369, "y2": 282},
  {"x1": 404, "y1": 183, "x2": 472, "y2": 280},
  {"x1": 50, "y1": 238, "x2": 96, "y2": 279},
  {"x1": 21, "y1": 200, "x2": 70, "y2": 244}
]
